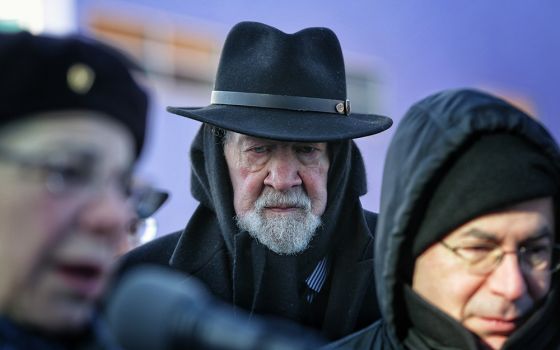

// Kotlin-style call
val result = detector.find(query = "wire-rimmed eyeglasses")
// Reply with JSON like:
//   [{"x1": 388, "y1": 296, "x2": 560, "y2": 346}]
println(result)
[
  {"x1": 0, "y1": 147, "x2": 132, "y2": 197},
  {"x1": 440, "y1": 240, "x2": 560, "y2": 275}
]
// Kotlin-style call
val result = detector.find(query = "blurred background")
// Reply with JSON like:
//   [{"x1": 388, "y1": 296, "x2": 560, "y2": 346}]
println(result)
[{"x1": 2, "y1": 0, "x2": 558, "y2": 236}]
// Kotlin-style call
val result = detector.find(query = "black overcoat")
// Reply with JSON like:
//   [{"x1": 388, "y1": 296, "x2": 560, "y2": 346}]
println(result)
[{"x1": 120, "y1": 124, "x2": 382, "y2": 341}]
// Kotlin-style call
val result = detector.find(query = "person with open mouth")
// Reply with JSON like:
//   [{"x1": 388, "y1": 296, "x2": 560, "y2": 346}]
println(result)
[{"x1": 0, "y1": 31, "x2": 148, "y2": 349}]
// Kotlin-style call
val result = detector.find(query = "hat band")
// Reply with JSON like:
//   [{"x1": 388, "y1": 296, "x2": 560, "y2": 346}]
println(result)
[{"x1": 211, "y1": 90, "x2": 350, "y2": 115}]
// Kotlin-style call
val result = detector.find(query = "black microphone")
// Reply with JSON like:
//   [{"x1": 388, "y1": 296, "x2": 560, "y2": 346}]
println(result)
[{"x1": 105, "y1": 266, "x2": 324, "y2": 350}]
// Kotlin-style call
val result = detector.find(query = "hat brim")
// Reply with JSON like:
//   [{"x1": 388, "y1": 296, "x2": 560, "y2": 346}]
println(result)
[{"x1": 167, "y1": 104, "x2": 392, "y2": 142}]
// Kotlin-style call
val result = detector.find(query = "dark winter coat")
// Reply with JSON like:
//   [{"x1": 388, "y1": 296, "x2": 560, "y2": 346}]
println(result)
[
  {"x1": 120, "y1": 124, "x2": 382, "y2": 341},
  {"x1": 0, "y1": 315, "x2": 121, "y2": 350},
  {"x1": 325, "y1": 89, "x2": 560, "y2": 349}
]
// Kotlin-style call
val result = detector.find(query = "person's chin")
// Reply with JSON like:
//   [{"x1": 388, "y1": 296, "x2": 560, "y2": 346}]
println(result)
[
  {"x1": 467, "y1": 317, "x2": 521, "y2": 350},
  {"x1": 21, "y1": 271, "x2": 103, "y2": 333},
  {"x1": 478, "y1": 334, "x2": 509, "y2": 350},
  {"x1": 13, "y1": 297, "x2": 94, "y2": 336},
  {"x1": 40, "y1": 298, "x2": 95, "y2": 333}
]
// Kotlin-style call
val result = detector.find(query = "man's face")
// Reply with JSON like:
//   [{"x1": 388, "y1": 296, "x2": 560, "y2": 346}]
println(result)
[
  {"x1": 224, "y1": 132, "x2": 329, "y2": 254},
  {"x1": 412, "y1": 197, "x2": 555, "y2": 350},
  {"x1": 0, "y1": 112, "x2": 134, "y2": 333}
]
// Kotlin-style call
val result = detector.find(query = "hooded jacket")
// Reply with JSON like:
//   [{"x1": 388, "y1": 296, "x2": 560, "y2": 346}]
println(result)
[
  {"x1": 121, "y1": 124, "x2": 381, "y2": 340},
  {"x1": 325, "y1": 89, "x2": 560, "y2": 349}
]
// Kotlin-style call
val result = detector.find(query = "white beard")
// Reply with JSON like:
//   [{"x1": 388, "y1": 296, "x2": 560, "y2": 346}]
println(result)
[{"x1": 235, "y1": 187, "x2": 322, "y2": 255}]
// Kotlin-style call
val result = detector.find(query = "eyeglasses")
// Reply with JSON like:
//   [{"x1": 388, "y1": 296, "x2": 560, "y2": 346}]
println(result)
[
  {"x1": 440, "y1": 240, "x2": 560, "y2": 275},
  {"x1": 127, "y1": 217, "x2": 158, "y2": 245},
  {"x1": 125, "y1": 186, "x2": 169, "y2": 245},
  {"x1": 0, "y1": 147, "x2": 132, "y2": 198},
  {"x1": 128, "y1": 186, "x2": 169, "y2": 219}
]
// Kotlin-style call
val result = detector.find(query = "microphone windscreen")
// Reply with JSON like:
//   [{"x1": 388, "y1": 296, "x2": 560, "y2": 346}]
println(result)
[{"x1": 105, "y1": 266, "x2": 210, "y2": 350}]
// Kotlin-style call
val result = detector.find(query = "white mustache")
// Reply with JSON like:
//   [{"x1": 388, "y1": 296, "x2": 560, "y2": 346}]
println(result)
[{"x1": 254, "y1": 187, "x2": 312, "y2": 211}]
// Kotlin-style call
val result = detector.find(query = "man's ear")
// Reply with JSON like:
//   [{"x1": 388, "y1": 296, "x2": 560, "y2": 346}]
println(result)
[{"x1": 209, "y1": 125, "x2": 228, "y2": 145}]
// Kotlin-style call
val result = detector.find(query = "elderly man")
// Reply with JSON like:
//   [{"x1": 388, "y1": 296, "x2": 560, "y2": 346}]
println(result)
[
  {"x1": 0, "y1": 32, "x2": 148, "y2": 348},
  {"x1": 326, "y1": 89, "x2": 560, "y2": 349},
  {"x1": 121, "y1": 21, "x2": 392, "y2": 340}
]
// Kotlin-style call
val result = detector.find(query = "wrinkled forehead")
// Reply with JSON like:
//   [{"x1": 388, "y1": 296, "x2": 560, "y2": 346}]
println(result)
[{"x1": 224, "y1": 130, "x2": 329, "y2": 147}]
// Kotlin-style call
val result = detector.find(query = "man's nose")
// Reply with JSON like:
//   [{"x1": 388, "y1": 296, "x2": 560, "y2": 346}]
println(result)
[
  {"x1": 263, "y1": 153, "x2": 303, "y2": 191},
  {"x1": 78, "y1": 187, "x2": 131, "y2": 239},
  {"x1": 487, "y1": 253, "x2": 529, "y2": 301}
]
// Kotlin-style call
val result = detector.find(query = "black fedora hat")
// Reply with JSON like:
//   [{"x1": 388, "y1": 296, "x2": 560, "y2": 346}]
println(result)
[{"x1": 167, "y1": 21, "x2": 392, "y2": 142}]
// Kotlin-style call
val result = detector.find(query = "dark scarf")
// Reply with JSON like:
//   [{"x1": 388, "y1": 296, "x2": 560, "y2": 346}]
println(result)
[
  {"x1": 402, "y1": 277, "x2": 560, "y2": 350},
  {"x1": 170, "y1": 124, "x2": 368, "y2": 324}
]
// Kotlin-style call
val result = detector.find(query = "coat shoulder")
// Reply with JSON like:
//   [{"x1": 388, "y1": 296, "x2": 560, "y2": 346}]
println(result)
[
  {"x1": 118, "y1": 231, "x2": 182, "y2": 272},
  {"x1": 363, "y1": 209, "x2": 378, "y2": 233},
  {"x1": 359, "y1": 209, "x2": 378, "y2": 260}
]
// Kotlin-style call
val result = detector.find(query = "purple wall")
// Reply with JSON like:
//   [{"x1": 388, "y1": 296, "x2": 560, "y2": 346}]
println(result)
[{"x1": 77, "y1": 0, "x2": 560, "y2": 234}]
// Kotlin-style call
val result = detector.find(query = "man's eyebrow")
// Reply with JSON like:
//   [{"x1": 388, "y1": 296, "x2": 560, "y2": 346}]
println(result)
[
  {"x1": 40, "y1": 146, "x2": 100, "y2": 162},
  {"x1": 294, "y1": 142, "x2": 325, "y2": 147},
  {"x1": 239, "y1": 136, "x2": 271, "y2": 145},
  {"x1": 460, "y1": 228, "x2": 498, "y2": 241},
  {"x1": 523, "y1": 226, "x2": 553, "y2": 244},
  {"x1": 460, "y1": 226, "x2": 553, "y2": 243}
]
